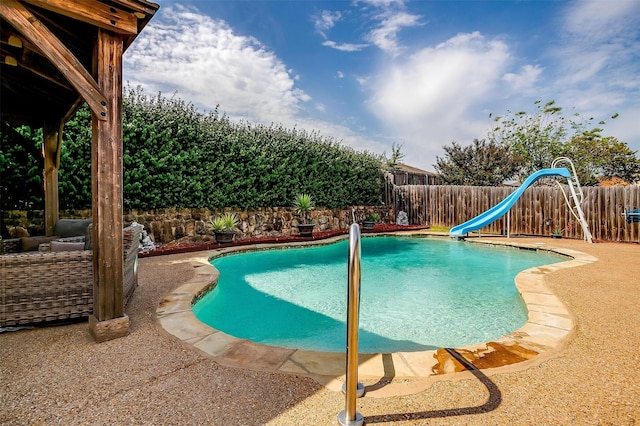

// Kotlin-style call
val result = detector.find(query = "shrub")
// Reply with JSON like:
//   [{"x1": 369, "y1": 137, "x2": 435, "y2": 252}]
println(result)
[{"x1": 1, "y1": 86, "x2": 386, "y2": 211}]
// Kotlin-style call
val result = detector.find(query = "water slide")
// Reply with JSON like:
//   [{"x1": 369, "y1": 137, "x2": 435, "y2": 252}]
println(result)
[{"x1": 449, "y1": 168, "x2": 571, "y2": 237}]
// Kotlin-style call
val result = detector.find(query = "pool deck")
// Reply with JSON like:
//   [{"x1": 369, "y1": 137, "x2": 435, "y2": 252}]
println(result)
[{"x1": 2, "y1": 232, "x2": 639, "y2": 424}]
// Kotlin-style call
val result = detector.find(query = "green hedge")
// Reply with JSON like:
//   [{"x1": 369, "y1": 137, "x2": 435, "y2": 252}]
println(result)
[{"x1": 1, "y1": 86, "x2": 385, "y2": 210}]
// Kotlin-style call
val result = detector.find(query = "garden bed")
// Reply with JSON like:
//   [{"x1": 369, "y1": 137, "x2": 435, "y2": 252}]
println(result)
[{"x1": 139, "y1": 224, "x2": 428, "y2": 258}]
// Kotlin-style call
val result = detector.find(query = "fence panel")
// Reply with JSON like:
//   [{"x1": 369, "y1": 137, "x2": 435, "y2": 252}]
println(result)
[{"x1": 387, "y1": 184, "x2": 640, "y2": 242}]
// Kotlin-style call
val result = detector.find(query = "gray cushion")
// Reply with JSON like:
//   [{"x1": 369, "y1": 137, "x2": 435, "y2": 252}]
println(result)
[{"x1": 54, "y1": 219, "x2": 92, "y2": 238}]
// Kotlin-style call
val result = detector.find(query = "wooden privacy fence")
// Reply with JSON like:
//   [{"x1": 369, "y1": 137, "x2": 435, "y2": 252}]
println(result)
[{"x1": 385, "y1": 183, "x2": 640, "y2": 243}]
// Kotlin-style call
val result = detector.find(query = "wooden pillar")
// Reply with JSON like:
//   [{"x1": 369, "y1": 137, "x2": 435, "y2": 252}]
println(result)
[
  {"x1": 42, "y1": 120, "x2": 62, "y2": 236},
  {"x1": 88, "y1": 28, "x2": 128, "y2": 342}
]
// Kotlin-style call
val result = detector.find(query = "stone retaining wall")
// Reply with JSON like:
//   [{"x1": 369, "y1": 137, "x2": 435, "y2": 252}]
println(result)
[{"x1": 2, "y1": 206, "x2": 394, "y2": 244}]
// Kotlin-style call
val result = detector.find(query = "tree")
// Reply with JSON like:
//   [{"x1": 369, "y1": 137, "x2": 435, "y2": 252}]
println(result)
[
  {"x1": 434, "y1": 139, "x2": 520, "y2": 186},
  {"x1": 564, "y1": 131, "x2": 640, "y2": 185},
  {"x1": 382, "y1": 142, "x2": 405, "y2": 170},
  {"x1": 487, "y1": 100, "x2": 639, "y2": 185},
  {"x1": 0, "y1": 125, "x2": 44, "y2": 210},
  {"x1": 58, "y1": 105, "x2": 92, "y2": 209},
  {"x1": 487, "y1": 100, "x2": 568, "y2": 181}
]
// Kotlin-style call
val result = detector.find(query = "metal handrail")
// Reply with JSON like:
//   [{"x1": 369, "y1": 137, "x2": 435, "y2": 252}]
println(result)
[
  {"x1": 552, "y1": 157, "x2": 584, "y2": 203},
  {"x1": 338, "y1": 223, "x2": 364, "y2": 426},
  {"x1": 551, "y1": 157, "x2": 593, "y2": 243}
]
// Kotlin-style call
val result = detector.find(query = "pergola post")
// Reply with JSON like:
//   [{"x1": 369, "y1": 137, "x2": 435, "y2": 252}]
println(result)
[
  {"x1": 88, "y1": 28, "x2": 128, "y2": 342},
  {"x1": 42, "y1": 120, "x2": 62, "y2": 236}
]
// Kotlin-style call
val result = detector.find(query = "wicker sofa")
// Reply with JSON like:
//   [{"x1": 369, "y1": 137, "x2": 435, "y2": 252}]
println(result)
[
  {"x1": 0, "y1": 218, "x2": 92, "y2": 255},
  {"x1": 0, "y1": 223, "x2": 142, "y2": 327}
]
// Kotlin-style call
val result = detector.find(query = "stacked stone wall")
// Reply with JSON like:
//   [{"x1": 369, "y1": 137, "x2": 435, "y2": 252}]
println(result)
[{"x1": 2, "y1": 206, "x2": 393, "y2": 245}]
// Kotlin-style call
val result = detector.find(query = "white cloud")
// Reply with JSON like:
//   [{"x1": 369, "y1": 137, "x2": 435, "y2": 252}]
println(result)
[
  {"x1": 366, "y1": 10, "x2": 422, "y2": 55},
  {"x1": 555, "y1": 0, "x2": 640, "y2": 85},
  {"x1": 502, "y1": 64, "x2": 543, "y2": 92},
  {"x1": 322, "y1": 40, "x2": 369, "y2": 52},
  {"x1": 336, "y1": 71, "x2": 344, "y2": 79},
  {"x1": 318, "y1": 1, "x2": 422, "y2": 55},
  {"x1": 356, "y1": 0, "x2": 406, "y2": 8},
  {"x1": 313, "y1": 10, "x2": 342, "y2": 38},
  {"x1": 564, "y1": 0, "x2": 639, "y2": 42},
  {"x1": 124, "y1": 5, "x2": 308, "y2": 124},
  {"x1": 365, "y1": 32, "x2": 512, "y2": 168},
  {"x1": 369, "y1": 32, "x2": 509, "y2": 122}
]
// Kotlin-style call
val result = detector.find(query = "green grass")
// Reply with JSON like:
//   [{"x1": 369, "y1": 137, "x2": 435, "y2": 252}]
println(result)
[{"x1": 426, "y1": 225, "x2": 450, "y2": 232}]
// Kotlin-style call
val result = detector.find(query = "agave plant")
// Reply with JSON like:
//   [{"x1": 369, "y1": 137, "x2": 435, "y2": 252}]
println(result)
[
  {"x1": 206, "y1": 212, "x2": 239, "y2": 232},
  {"x1": 365, "y1": 212, "x2": 380, "y2": 222},
  {"x1": 551, "y1": 227, "x2": 564, "y2": 237},
  {"x1": 292, "y1": 193, "x2": 315, "y2": 224}
]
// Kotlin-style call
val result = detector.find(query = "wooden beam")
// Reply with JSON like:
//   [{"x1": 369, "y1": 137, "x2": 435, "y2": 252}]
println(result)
[
  {"x1": 113, "y1": 0, "x2": 159, "y2": 16},
  {"x1": 0, "y1": 0, "x2": 108, "y2": 121},
  {"x1": 89, "y1": 28, "x2": 127, "y2": 342},
  {"x1": 42, "y1": 120, "x2": 62, "y2": 236},
  {"x1": 24, "y1": 0, "x2": 138, "y2": 35},
  {"x1": 1, "y1": 27, "x2": 73, "y2": 90}
]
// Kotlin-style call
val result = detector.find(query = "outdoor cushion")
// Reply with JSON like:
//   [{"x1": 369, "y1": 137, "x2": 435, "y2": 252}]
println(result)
[
  {"x1": 54, "y1": 219, "x2": 92, "y2": 238},
  {"x1": 50, "y1": 241, "x2": 86, "y2": 252},
  {"x1": 20, "y1": 236, "x2": 58, "y2": 252}
]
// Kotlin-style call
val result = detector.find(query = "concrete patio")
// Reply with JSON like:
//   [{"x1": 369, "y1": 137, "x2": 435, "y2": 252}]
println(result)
[{"x1": 1, "y1": 235, "x2": 638, "y2": 425}]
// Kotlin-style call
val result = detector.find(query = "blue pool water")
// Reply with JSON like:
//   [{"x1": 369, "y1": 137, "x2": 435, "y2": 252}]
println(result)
[{"x1": 193, "y1": 237, "x2": 564, "y2": 353}]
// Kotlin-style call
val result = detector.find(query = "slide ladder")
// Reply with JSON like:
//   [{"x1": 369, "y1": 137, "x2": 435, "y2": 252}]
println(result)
[{"x1": 551, "y1": 157, "x2": 593, "y2": 243}]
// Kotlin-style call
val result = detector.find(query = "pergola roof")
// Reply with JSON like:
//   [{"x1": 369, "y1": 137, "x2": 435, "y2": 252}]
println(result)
[{"x1": 1, "y1": 0, "x2": 159, "y2": 127}]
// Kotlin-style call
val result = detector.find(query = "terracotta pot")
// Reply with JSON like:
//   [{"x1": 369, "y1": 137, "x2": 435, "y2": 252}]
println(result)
[
  {"x1": 362, "y1": 221, "x2": 375, "y2": 230},
  {"x1": 214, "y1": 230, "x2": 236, "y2": 243}
]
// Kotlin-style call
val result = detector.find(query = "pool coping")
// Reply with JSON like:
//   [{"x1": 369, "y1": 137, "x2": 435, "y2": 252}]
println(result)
[{"x1": 156, "y1": 233, "x2": 597, "y2": 397}]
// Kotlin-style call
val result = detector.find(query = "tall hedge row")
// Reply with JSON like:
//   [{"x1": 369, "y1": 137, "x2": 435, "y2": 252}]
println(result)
[{"x1": 1, "y1": 86, "x2": 385, "y2": 210}]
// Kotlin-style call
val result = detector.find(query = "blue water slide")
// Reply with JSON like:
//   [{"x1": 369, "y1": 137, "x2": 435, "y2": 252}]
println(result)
[{"x1": 449, "y1": 168, "x2": 571, "y2": 237}]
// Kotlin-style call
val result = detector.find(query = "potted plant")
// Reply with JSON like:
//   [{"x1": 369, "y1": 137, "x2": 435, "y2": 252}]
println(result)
[
  {"x1": 362, "y1": 212, "x2": 379, "y2": 230},
  {"x1": 293, "y1": 193, "x2": 315, "y2": 237},
  {"x1": 207, "y1": 213, "x2": 239, "y2": 244},
  {"x1": 551, "y1": 227, "x2": 563, "y2": 239}
]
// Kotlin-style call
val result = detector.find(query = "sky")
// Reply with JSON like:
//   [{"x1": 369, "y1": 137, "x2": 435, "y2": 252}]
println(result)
[{"x1": 123, "y1": 0, "x2": 640, "y2": 172}]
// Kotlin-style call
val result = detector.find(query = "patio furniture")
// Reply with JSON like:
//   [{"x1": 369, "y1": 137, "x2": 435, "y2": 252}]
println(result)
[
  {"x1": 0, "y1": 224, "x2": 142, "y2": 327},
  {"x1": 0, "y1": 218, "x2": 92, "y2": 254}
]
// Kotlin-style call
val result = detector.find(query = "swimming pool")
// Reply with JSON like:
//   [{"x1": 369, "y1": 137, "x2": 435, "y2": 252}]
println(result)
[{"x1": 193, "y1": 236, "x2": 564, "y2": 353}]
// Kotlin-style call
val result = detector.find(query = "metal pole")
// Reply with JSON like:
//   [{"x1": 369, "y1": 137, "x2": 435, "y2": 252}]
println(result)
[{"x1": 338, "y1": 223, "x2": 364, "y2": 426}]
